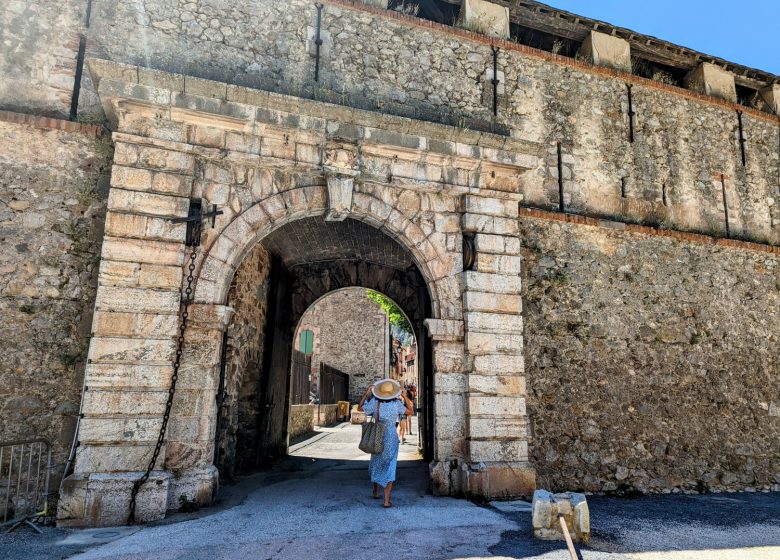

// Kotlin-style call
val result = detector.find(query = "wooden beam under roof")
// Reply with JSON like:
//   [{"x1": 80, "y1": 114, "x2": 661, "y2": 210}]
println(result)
[{"x1": 485, "y1": 0, "x2": 780, "y2": 88}]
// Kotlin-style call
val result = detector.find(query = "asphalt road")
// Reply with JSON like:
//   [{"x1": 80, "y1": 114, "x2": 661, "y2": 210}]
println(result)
[{"x1": 2, "y1": 422, "x2": 778, "y2": 560}]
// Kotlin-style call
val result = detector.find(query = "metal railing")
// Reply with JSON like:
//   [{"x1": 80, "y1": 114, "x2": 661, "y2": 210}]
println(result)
[{"x1": 0, "y1": 439, "x2": 52, "y2": 533}]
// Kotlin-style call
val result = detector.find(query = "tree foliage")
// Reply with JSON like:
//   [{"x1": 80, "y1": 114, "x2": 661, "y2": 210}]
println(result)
[{"x1": 366, "y1": 290, "x2": 413, "y2": 336}]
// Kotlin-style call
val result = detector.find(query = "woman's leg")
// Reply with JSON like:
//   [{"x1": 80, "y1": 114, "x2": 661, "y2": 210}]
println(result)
[
  {"x1": 383, "y1": 482, "x2": 393, "y2": 507},
  {"x1": 373, "y1": 482, "x2": 379, "y2": 498}
]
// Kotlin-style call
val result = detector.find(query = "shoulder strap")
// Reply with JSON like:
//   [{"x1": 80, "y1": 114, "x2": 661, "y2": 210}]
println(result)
[{"x1": 377, "y1": 400, "x2": 381, "y2": 421}]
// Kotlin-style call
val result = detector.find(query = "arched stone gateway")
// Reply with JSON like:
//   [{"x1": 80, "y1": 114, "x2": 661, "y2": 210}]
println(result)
[{"x1": 57, "y1": 59, "x2": 541, "y2": 527}]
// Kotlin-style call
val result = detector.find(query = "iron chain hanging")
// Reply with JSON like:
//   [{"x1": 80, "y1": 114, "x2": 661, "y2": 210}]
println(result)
[{"x1": 128, "y1": 222, "x2": 200, "y2": 524}]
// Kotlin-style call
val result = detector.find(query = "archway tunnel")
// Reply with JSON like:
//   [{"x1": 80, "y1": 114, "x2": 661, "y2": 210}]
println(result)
[{"x1": 212, "y1": 216, "x2": 434, "y2": 480}]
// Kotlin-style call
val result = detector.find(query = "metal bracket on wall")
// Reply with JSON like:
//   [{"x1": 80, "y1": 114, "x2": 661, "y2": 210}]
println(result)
[
  {"x1": 737, "y1": 110, "x2": 747, "y2": 167},
  {"x1": 170, "y1": 200, "x2": 224, "y2": 247},
  {"x1": 314, "y1": 3, "x2": 325, "y2": 82},
  {"x1": 491, "y1": 46, "x2": 500, "y2": 117},
  {"x1": 626, "y1": 84, "x2": 635, "y2": 143}
]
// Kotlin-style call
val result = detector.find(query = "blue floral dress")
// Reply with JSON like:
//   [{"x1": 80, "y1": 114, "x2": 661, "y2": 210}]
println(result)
[{"x1": 363, "y1": 397, "x2": 406, "y2": 488}]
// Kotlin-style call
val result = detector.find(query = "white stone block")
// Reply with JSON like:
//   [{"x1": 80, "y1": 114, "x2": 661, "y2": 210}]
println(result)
[
  {"x1": 459, "y1": 0, "x2": 510, "y2": 39},
  {"x1": 464, "y1": 271, "x2": 522, "y2": 294},
  {"x1": 532, "y1": 490, "x2": 590, "y2": 544},
  {"x1": 685, "y1": 63, "x2": 737, "y2": 103},
  {"x1": 579, "y1": 31, "x2": 631, "y2": 72}
]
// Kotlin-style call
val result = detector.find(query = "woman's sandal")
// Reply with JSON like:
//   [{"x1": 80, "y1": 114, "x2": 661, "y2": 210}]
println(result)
[{"x1": 383, "y1": 501, "x2": 392, "y2": 508}]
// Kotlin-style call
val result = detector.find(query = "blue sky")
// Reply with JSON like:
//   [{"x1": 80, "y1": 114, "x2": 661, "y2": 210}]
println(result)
[{"x1": 543, "y1": 1, "x2": 780, "y2": 75}]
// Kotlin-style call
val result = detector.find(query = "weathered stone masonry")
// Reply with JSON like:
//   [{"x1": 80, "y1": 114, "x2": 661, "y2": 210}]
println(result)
[
  {"x1": 520, "y1": 208, "x2": 780, "y2": 495},
  {"x1": 0, "y1": 0, "x2": 778, "y2": 527},
  {"x1": 295, "y1": 287, "x2": 389, "y2": 403},
  {"x1": 0, "y1": 111, "x2": 111, "y2": 472},
  {"x1": 51, "y1": 57, "x2": 536, "y2": 525}
]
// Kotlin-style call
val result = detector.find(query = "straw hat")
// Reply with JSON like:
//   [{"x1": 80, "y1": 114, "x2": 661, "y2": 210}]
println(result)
[{"x1": 371, "y1": 379, "x2": 402, "y2": 400}]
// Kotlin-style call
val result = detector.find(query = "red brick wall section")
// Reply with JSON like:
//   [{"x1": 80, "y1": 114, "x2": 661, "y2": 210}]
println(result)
[{"x1": 519, "y1": 207, "x2": 780, "y2": 255}]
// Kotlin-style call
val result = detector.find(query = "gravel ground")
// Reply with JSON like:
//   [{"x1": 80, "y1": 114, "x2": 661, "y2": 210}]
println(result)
[{"x1": 1, "y1": 424, "x2": 778, "y2": 560}]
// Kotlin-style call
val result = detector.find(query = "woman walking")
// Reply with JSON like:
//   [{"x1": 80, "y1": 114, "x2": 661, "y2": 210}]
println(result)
[{"x1": 358, "y1": 379, "x2": 414, "y2": 508}]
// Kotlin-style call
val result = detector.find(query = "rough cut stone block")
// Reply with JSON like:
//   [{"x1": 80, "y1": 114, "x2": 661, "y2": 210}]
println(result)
[
  {"x1": 473, "y1": 353, "x2": 524, "y2": 374},
  {"x1": 532, "y1": 490, "x2": 590, "y2": 544},
  {"x1": 459, "y1": 0, "x2": 510, "y2": 39},
  {"x1": 464, "y1": 271, "x2": 522, "y2": 294},
  {"x1": 101, "y1": 237, "x2": 185, "y2": 266},
  {"x1": 466, "y1": 332, "x2": 524, "y2": 355},
  {"x1": 165, "y1": 466, "x2": 218, "y2": 512},
  {"x1": 95, "y1": 286, "x2": 180, "y2": 313},
  {"x1": 87, "y1": 337, "x2": 177, "y2": 366},
  {"x1": 92, "y1": 311, "x2": 179, "y2": 338},
  {"x1": 468, "y1": 416, "x2": 527, "y2": 439},
  {"x1": 465, "y1": 311, "x2": 524, "y2": 334},
  {"x1": 474, "y1": 233, "x2": 521, "y2": 255},
  {"x1": 468, "y1": 395, "x2": 526, "y2": 417},
  {"x1": 79, "y1": 417, "x2": 163, "y2": 443},
  {"x1": 463, "y1": 195, "x2": 518, "y2": 218},
  {"x1": 463, "y1": 214, "x2": 519, "y2": 235},
  {"x1": 474, "y1": 254, "x2": 523, "y2": 275},
  {"x1": 468, "y1": 368, "x2": 526, "y2": 395},
  {"x1": 468, "y1": 438, "x2": 528, "y2": 462},
  {"x1": 85, "y1": 364, "x2": 173, "y2": 389},
  {"x1": 424, "y1": 319, "x2": 464, "y2": 341},
  {"x1": 685, "y1": 63, "x2": 737, "y2": 103},
  {"x1": 464, "y1": 291, "x2": 522, "y2": 314},
  {"x1": 760, "y1": 85, "x2": 780, "y2": 115},
  {"x1": 73, "y1": 444, "x2": 163, "y2": 474},
  {"x1": 108, "y1": 188, "x2": 189, "y2": 217},
  {"x1": 579, "y1": 31, "x2": 631, "y2": 72}
]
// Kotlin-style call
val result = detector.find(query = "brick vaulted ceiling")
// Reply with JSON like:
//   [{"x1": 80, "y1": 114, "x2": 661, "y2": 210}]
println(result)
[{"x1": 261, "y1": 216, "x2": 416, "y2": 271}]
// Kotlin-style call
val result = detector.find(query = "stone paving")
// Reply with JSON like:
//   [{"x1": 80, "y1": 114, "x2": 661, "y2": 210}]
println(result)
[{"x1": 1, "y1": 422, "x2": 779, "y2": 559}]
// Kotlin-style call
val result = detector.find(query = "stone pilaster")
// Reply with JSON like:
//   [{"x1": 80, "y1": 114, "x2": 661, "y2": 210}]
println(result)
[
  {"x1": 424, "y1": 319, "x2": 468, "y2": 496},
  {"x1": 460, "y1": 194, "x2": 536, "y2": 499},
  {"x1": 58, "y1": 138, "x2": 196, "y2": 527},
  {"x1": 164, "y1": 304, "x2": 233, "y2": 510}
]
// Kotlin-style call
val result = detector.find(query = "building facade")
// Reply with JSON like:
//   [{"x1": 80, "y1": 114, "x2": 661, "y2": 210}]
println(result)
[{"x1": 0, "y1": 0, "x2": 778, "y2": 527}]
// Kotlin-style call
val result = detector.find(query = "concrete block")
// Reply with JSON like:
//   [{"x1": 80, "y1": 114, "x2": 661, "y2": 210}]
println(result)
[
  {"x1": 532, "y1": 490, "x2": 590, "y2": 544},
  {"x1": 579, "y1": 31, "x2": 631, "y2": 72},
  {"x1": 685, "y1": 63, "x2": 737, "y2": 103},
  {"x1": 459, "y1": 0, "x2": 510, "y2": 39}
]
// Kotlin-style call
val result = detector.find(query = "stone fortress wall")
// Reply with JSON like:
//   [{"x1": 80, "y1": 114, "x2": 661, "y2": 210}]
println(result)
[
  {"x1": 0, "y1": 111, "x2": 112, "y2": 470},
  {"x1": 0, "y1": 0, "x2": 778, "y2": 499}
]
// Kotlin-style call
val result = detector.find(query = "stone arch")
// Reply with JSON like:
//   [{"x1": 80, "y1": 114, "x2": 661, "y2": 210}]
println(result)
[{"x1": 192, "y1": 184, "x2": 458, "y2": 320}]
